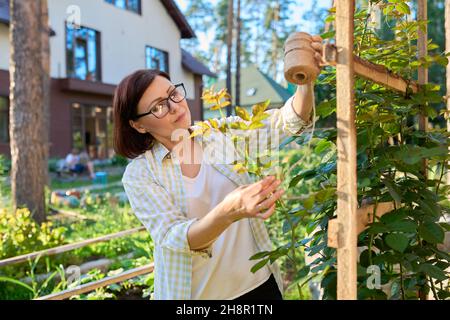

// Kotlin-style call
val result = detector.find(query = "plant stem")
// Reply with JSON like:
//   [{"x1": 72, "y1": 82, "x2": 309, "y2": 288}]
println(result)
[
  {"x1": 399, "y1": 263, "x2": 405, "y2": 300},
  {"x1": 428, "y1": 276, "x2": 439, "y2": 300}
]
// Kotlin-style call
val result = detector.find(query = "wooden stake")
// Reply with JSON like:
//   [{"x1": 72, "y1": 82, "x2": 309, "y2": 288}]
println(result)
[
  {"x1": 323, "y1": 44, "x2": 419, "y2": 94},
  {"x1": 418, "y1": 0, "x2": 428, "y2": 178},
  {"x1": 35, "y1": 263, "x2": 154, "y2": 300},
  {"x1": 328, "y1": 201, "x2": 399, "y2": 248},
  {"x1": 0, "y1": 226, "x2": 146, "y2": 267},
  {"x1": 335, "y1": 0, "x2": 357, "y2": 300},
  {"x1": 445, "y1": 0, "x2": 450, "y2": 190}
]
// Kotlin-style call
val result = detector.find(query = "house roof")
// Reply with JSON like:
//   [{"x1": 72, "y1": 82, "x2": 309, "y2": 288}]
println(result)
[
  {"x1": 212, "y1": 65, "x2": 291, "y2": 109},
  {"x1": 160, "y1": 0, "x2": 195, "y2": 39},
  {"x1": 181, "y1": 49, "x2": 216, "y2": 77}
]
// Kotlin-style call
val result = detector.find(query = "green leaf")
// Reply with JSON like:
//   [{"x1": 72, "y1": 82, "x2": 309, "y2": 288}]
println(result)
[
  {"x1": 235, "y1": 106, "x2": 251, "y2": 121},
  {"x1": 0, "y1": 276, "x2": 34, "y2": 294},
  {"x1": 250, "y1": 258, "x2": 269, "y2": 273},
  {"x1": 438, "y1": 222, "x2": 450, "y2": 232},
  {"x1": 387, "y1": 220, "x2": 417, "y2": 233},
  {"x1": 385, "y1": 233, "x2": 409, "y2": 253},
  {"x1": 252, "y1": 100, "x2": 270, "y2": 116},
  {"x1": 417, "y1": 199, "x2": 440, "y2": 218},
  {"x1": 383, "y1": 179, "x2": 402, "y2": 204},
  {"x1": 320, "y1": 30, "x2": 335, "y2": 40},
  {"x1": 418, "y1": 263, "x2": 448, "y2": 282},
  {"x1": 303, "y1": 194, "x2": 315, "y2": 210},
  {"x1": 298, "y1": 265, "x2": 310, "y2": 278},
  {"x1": 418, "y1": 221, "x2": 445, "y2": 244},
  {"x1": 316, "y1": 99, "x2": 336, "y2": 117},
  {"x1": 249, "y1": 251, "x2": 270, "y2": 260},
  {"x1": 289, "y1": 169, "x2": 317, "y2": 188},
  {"x1": 314, "y1": 140, "x2": 333, "y2": 155}
]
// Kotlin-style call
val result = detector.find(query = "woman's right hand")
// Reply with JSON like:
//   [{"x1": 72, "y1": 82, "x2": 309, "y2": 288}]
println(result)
[{"x1": 220, "y1": 176, "x2": 285, "y2": 222}]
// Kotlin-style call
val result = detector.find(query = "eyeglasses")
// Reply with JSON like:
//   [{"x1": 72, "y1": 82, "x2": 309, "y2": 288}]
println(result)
[{"x1": 133, "y1": 83, "x2": 186, "y2": 120}]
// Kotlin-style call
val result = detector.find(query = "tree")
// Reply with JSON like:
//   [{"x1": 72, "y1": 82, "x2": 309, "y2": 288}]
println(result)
[
  {"x1": 9, "y1": 0, "x2": 50, "y2": 223},
  {"x1": 235, "y1": 0, "x2": 241, "y2": 107},
  {"x1": 226, "y1": 0, "x2": 234, "y2": 116}
]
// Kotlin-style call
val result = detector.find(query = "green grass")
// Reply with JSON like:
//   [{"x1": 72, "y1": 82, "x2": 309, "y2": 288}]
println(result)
[
  {"x1": 90, "y1": 185, "x2": 124, "y2": 195},
  {"x1": 50, "y1": 174, "x2": 123, "y2": 190}
]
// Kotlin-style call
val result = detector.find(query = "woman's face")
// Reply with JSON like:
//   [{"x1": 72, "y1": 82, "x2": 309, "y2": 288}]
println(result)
[{"x1": 129, "y1": 75, "x2": 192, "y2": 144}]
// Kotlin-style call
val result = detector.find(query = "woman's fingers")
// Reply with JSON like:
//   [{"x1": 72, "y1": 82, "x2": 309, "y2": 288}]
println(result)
[
  {"x1": 311, "y1": 41, "x2": 323, "y2": 54},
  {"x1": 311, "y1": 35, "x2": 323, "y2": 42},
  {"x1": 315, "y1": 52, "x2": 327, "y2": 67},
  {"x1": 256, "y1": 178, "x2": 281, "y2": 201},
  {"x1": 247, "y1": 175, "x2": 275, "y2": 196},
  {"x1": 256, "y1": 189, "x2": 284, "y2": 213},
  {"x1": 257, "y1": 203, "x2": 277, "y2": 220}
]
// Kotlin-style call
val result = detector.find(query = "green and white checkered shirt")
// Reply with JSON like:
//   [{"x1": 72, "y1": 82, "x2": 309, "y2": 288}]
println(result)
[{"x1": 122, "y1": 96, "x2": 311, "y2": 300}]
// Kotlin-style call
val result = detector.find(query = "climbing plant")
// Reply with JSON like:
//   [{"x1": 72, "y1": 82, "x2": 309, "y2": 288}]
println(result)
[{"x1": 194, "y1": 0, "x2": 450, "y2": 300}]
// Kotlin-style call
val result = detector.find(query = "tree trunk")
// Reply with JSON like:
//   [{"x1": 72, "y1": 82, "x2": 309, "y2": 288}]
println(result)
[
  {"x1": 9, "y1": 0, "x2": 50, "y2": 223},
  {"x1": 270, "y1": 1, "x2": 280, "y2": 80},
  {"x1": 235, "y1": 0, "x2": 241, "y2": 108},
  {"x1": 226, "y1": 0, "x2": 234, "y2": 116}
]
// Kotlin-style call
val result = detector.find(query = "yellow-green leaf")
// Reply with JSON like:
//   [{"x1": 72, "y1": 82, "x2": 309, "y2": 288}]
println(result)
[
  {"x1": 252, "y1": 112, "x2": 270, "y2": 123},
  {"x1": 236, "y1": 106, "x2": 251, "y2": 121},
  {"x1": 252, "y1": 100, "x2": 270, "y2": 116},
  {"x1": 248, "y1": 121, "x2": 264, "y2": 130}
]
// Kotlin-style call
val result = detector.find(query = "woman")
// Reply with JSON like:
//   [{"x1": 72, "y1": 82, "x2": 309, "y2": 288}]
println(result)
[{"x1": 113, "y1": 35, "x2": 324, "y2": 300}]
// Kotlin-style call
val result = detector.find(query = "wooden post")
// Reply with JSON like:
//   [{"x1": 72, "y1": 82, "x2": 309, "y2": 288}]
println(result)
[
  {"x1": 445, "y1": 0, "x2": 450, "y2": 189},
  {"x1": 418, "y1": 0, "x2": 428, "y2": 178},
  {"x1": 335, "y1": 0, "x2": 357, "y2": 300}
]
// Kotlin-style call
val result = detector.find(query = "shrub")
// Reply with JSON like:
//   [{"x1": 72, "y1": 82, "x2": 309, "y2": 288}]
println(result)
[{"x1": 0, "y1": 208, "x2": 66, "y2": 260}]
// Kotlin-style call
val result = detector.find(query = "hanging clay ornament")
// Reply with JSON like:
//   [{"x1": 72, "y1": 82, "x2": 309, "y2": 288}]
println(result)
[{"x1": 284, "y1": 32, "x2": 320, "y2": 85}]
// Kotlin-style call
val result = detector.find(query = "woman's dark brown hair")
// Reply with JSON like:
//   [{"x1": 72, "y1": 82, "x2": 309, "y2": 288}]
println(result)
[{"x1": 113, "y1": 69, "x2": 170, "y2": 159}]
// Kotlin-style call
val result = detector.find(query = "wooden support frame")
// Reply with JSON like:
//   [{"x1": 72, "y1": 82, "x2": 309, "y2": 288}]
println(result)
[
  {"x1": 328, "y1": 201, "x2": 398, "y2": 248},
  {"x1": 324, "y1": 0, "x2": 429, "y2": 300},
  {"x1": 323, "y1": 44, "x2": 419, "y2": 94},
  {"x1": 35, "y1": 263, "x2": 154, "y2": 300},
  {"x1": 0, "y1": 226, "x2": 146, "y2": 267},
  {"x1": 418, "y1": 0, "x2": 429, "y2": 177},
  {"x1": 335, "y1": 0, "x2": 358, "y2": 300}
]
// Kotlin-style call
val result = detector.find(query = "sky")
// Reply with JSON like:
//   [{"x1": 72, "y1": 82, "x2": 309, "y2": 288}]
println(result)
[{"x1": 175, "y1": 0, "x2": 333, "y2": 52}]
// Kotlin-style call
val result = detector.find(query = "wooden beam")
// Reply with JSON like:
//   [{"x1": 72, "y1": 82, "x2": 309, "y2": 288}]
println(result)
[
  {"x1": 445, "y1": 0, "x2": 450, "y2": 190},
  {"x1": 418, "y1": 0, "x2": 428, "y2": 177},
  {"x1": 35, "y1": 263, "x2": 154, "y2": 300},
  {"x1": 335, "y1": 0, "x2": 357, "y2": 300},
  {"x1": 328, "y1": 201, "x2": 398, "y2": 248},
  {"x1": 0, "y1": 226, "x2": 146, "y2": 268},
  {"x1": 323, "y1": 44, "x2": 419, "y2": 94}
]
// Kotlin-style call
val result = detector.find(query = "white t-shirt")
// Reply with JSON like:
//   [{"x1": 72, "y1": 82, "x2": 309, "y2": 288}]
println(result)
[{"x1": 182, "y1": 158, "x2": 272, "y2": 300}]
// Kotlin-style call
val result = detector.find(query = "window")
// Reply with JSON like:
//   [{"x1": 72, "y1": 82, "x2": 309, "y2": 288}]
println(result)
[
  {"x1": 66, "y1": 23, "x2": 101, "y2": 81},
  {"x1": 0, "y1": 97, "x2": 9, "y2": 143},
  {"x1": 105, "y1": 0, "x2": 141, "y2": 14},
  {"x1": 146, "y1": 46, "x2": 169, "y2": 73},
  {"x1": 71, "y1": 103, "x2": 114, "y2": 159},
  {"x1": 246, "y1": 88, "x2": 257, "y2": 96}
]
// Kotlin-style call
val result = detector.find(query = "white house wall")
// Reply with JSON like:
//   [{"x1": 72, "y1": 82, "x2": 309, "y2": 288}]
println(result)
[{"x1": 0, "y1": 0, "x2": 195, "y2": 99}]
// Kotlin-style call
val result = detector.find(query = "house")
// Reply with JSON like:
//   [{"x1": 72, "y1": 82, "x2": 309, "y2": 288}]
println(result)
[
  {"x1": 204, "y1": 64, "x2": 292, "y2": 120},
  {"x1": 0, "y1": 0, "x2": 215, "y2": 159}
]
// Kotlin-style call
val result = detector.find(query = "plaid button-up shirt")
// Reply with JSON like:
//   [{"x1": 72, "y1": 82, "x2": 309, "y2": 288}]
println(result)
[{"x1": 122, "y1": 96, "x2": 311, "y2": 300}]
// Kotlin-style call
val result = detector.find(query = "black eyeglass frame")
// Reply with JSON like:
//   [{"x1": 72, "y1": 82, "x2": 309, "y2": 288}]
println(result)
[{"x1": 133, "y1": 83, "x2": 186, "y2": 120}]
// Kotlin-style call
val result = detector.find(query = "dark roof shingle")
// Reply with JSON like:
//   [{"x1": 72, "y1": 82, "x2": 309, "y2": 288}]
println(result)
[
  {"x1": 181, "y1": 49, "x2": 216, "y2": 77},
  {"x1": 160, "y1": 0, "x2": 195, "y2": 39}
]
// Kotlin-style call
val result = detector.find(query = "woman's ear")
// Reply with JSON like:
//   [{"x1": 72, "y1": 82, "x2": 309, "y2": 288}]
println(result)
[{"x1": 129, "y1": 120, "x2": 147, "y2": 134}]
